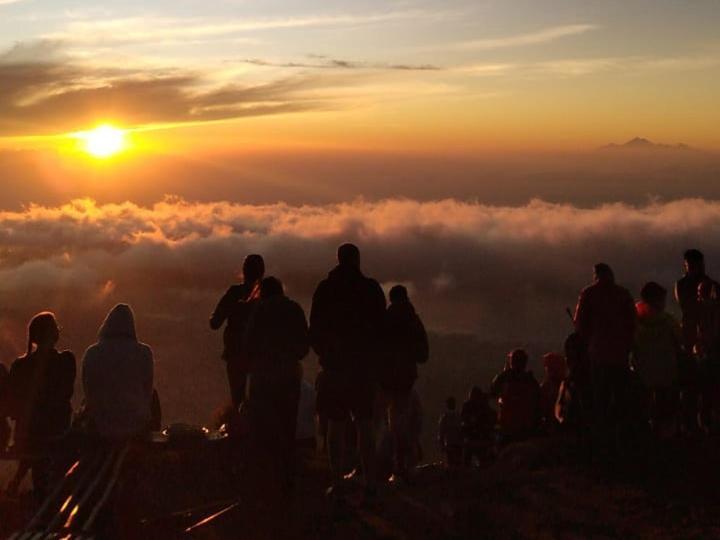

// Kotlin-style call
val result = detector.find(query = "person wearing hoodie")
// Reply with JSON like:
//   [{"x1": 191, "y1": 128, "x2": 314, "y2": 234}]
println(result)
[
  {"x1": 244, "y1": 276, "x2": 309, "y2": 496},
  {"x1": 7, "y1": 312, "x2": 75, "y2": 499},
  {"x1": 380, "y1": 285, "x2": 428, "y2": 482},
  {"x1": 310, "y1": 243, "x2": 386, "y2": 501},
  {"x1": 82, "y1": 304, "x2": 154, "y2": 441},
  {"x1": 210, "y1": 254, "x2": 264, "y2": 408},
  {"x1": 632, "y1": 282, "x2": 683, "y2": 437}
]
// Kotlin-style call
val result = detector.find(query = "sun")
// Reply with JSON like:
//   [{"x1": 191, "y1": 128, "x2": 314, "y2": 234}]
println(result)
[{"x1": 79, "y1": 125, "x2": 126, "y2": 158}]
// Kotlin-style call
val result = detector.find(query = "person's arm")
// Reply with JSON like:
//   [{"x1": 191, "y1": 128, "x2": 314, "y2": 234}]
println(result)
[
  {"x1": 309, "y1": 281, "x2": 330, "y2": 357},
  {"x1": 574, "y1": 290, "x2": 591, "y2": 339},
  {"x1": 415, "y1": 314, "x2": 430, "y2": 364},
  {"x1": 141, "y1": 346, "x2": 154, "y2": 402},
  {"x1": 209, "y1": 286, "x2": 241, "y2": 330},
  {"x1": 290, "y1": 301, "x2": 310, "y2": 362},
  {"x1": 59, "y1": 352, "x2": 76, "y2": 404}
]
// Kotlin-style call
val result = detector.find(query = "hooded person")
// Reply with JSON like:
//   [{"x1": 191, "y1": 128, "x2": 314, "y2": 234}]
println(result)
[{"x1": 82, "y1": 304, "x2": 154, "y2": 441}]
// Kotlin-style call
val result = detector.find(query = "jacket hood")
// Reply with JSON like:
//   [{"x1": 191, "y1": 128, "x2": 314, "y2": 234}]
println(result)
[{"x1": 98, "y1": 304, "x2": 137, "y2": 341}]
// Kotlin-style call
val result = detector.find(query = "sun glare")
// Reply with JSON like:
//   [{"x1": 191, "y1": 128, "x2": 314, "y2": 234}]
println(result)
[{"x1": 80, "y1": 125, "x2": 126, "y2": 158}]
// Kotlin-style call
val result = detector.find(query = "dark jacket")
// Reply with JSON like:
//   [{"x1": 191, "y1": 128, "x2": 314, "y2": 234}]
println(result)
[
  {"x1": 245, "y1": 295, "x2": 310, "y2": 372},
  {"x1": 676, "y1": 273, "x2": 720, "y2": 351},
  {"x1": 380, "y1": 301, "x2": 428, "y2": 393},
  {"x1": 574, "y1": 280, "x2": 636, "y2": 367},
  {"x1": 309, "y1": 265, "x2": 386, "y2": 374},
  {"x1": 460, "y1": 397, "x2": 495, "y2": 441},
  {"x1": 491, "y1": 369, "x2": 541, "y2": 436},
  {"x1": 9, "y1": 349, "x2": 76, "y2": 453},
  {"x1": 210, "y1": 282, "x2": 260, "y2": 362},
  {"x1": 0, "y1": 364, "x2": 9, "y2": 450}
]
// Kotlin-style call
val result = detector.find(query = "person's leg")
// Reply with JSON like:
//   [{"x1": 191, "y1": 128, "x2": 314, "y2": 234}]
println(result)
[
  {"x1": 6, "y1": 460, "x2": 31, "y2": 496},
  {"x1": 348, "y1": 377, "x2": 378, "y2": 493},
  {"x1": 388, "y1": 392, "x2": 411, "y2": 478},
  {"x1": 226, "y1": 361, "x2": 247, "y2": 408},
  {"x1": 355, "y1": 418, "x2": 377, "y2": 492},
  {"x1": 327, "y1": 418, "x2": 348, "y2": 487}
]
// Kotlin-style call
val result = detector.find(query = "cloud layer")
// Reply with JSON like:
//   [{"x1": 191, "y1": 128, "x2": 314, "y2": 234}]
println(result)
[{"x1": 1, "y1": 195, "x2": 718, "y2": 423}]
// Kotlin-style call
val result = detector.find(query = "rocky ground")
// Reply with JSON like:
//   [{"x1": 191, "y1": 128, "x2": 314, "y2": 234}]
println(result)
[{"x1": 3, "y1": 433, "x2": 720, "y2": 539}]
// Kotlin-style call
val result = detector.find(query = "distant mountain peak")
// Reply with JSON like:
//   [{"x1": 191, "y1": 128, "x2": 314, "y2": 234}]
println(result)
[{"x1": 601, "y1": 137, "x2": 692, "y2": 151}]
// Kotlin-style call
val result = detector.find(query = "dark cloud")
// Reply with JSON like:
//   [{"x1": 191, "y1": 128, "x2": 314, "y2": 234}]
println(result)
[
  {"x1": 242, "y1": 57, "x2": 442, "y2": 71},
  {"x1": 0, "y1": 42, "x2": 343, "y2": 135}
]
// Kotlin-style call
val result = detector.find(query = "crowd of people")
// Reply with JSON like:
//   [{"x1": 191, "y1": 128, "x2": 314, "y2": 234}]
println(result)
[
  {"x1": 2, "y1": 244, "x2": 719, "y2": 513},
  {"x1": 438, "y1": 249, "x2": 720, "y2": 469}
]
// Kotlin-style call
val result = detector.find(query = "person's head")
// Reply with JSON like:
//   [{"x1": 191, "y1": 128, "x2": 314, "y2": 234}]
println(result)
[
  {"x1": 508, "y1": 349, "x2": 529, "y2": 372},
  {"x1": 640, "y1": 281, "x2": 667, "y2": 311},
  {"x1": 389, "y1": 285, "x2": 409, "y2": 305},
  {"x1": 593, "y1": 263, "x2": 615, "y2": 284},
  {"x1": 260, "y1": 276, "x2": 284, "y2": 299},
  {"x1": 684, "y1": 249, "x2": 705, "y2": 277},
  {"x1": 542, "y1": 352, "x2": 566, "y2": 380},
  {"x1": 99, "y1": 304, "x2": 137, "y2": 341},
  {"x1": 242, "y1": 254, "x2": 265, "y2": 284},
  {"x1": 446, "y1": 397, "x2": 456, "y2": 411},
  {"x1": 469, "y1": 386, "x2": 483, "y2": 402},
  {"x1": 337, "y1": 243, "x2": 360, "y2": 268},
  {"x1": 26, "y1": 312, "x2": 60, "y2": 356}
]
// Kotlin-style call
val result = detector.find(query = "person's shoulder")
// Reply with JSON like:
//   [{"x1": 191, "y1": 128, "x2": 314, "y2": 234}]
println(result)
[
  {"x1": 138, "y1": 342, "x2": 153, "y2": 356},
  {"x1": 58, "y1": 350, "x2": 76, "y2": 364}
]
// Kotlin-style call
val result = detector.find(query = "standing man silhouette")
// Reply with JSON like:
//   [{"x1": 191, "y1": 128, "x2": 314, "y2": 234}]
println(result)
[
  {"x1": 210, "y1": 254, "x2": 264, "y2": 407},
  {"x1": 310, "y1": 243, "x2": 386, "y2": 502}
]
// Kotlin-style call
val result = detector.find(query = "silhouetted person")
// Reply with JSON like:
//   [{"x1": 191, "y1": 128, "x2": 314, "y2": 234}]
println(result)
[
  {"x1": 7, "y1": 312, "x2": 75, "y2": 500},
  {"x1": 631, "y1": 282, "x2": 682, "y2": 437},
  {"x1": 490, "y1": 349, "x2": 541, "y2": 443},
  {"x1": 540, "y1": 353, "x2": 566, "y2": 429},
  {"x1": 83, "y1": 304, "x2": 154, "y2": 441},
  {"x1": 460, "y1": 386, "x2": 495, "y2": 466},
  {"x1": 380, "y1": 285, "x2": 428, "y2": 482},
  {"x1": 438, "y1": 397, "x2": 462, "y2": 468},
  {"x1": 0, "y1": 363, "x2": 9, "y2": 452},
  {"x1": 574, "y1": 263, "x2": 635, "y2": 460},
  {"x1": 674, "y1": 250, "x2": 718, "y2": 434},
  {"x1": 310, "y1": 243, "x2": 386, "y2": 501},
  {"x1": 676, "y1": 250, "x2": 717, "y2": 351},
  {"x1": 555, "y1": 332, "x2": 590, "y2": 429},
  {"x1": 245, "y1": 276, "x2": 309, "y2": 498},
  {"x1": 210, "y1": 254, "x2": 264, "y2": 407},
  {"x1": 695, "y1": 279, "x2": 720, "y2": 433}
]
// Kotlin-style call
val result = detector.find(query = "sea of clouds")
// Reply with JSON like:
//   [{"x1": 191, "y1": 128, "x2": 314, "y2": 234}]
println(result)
[{"x1": 0, "y1": 196, "x2": 718, "y2": 422}]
